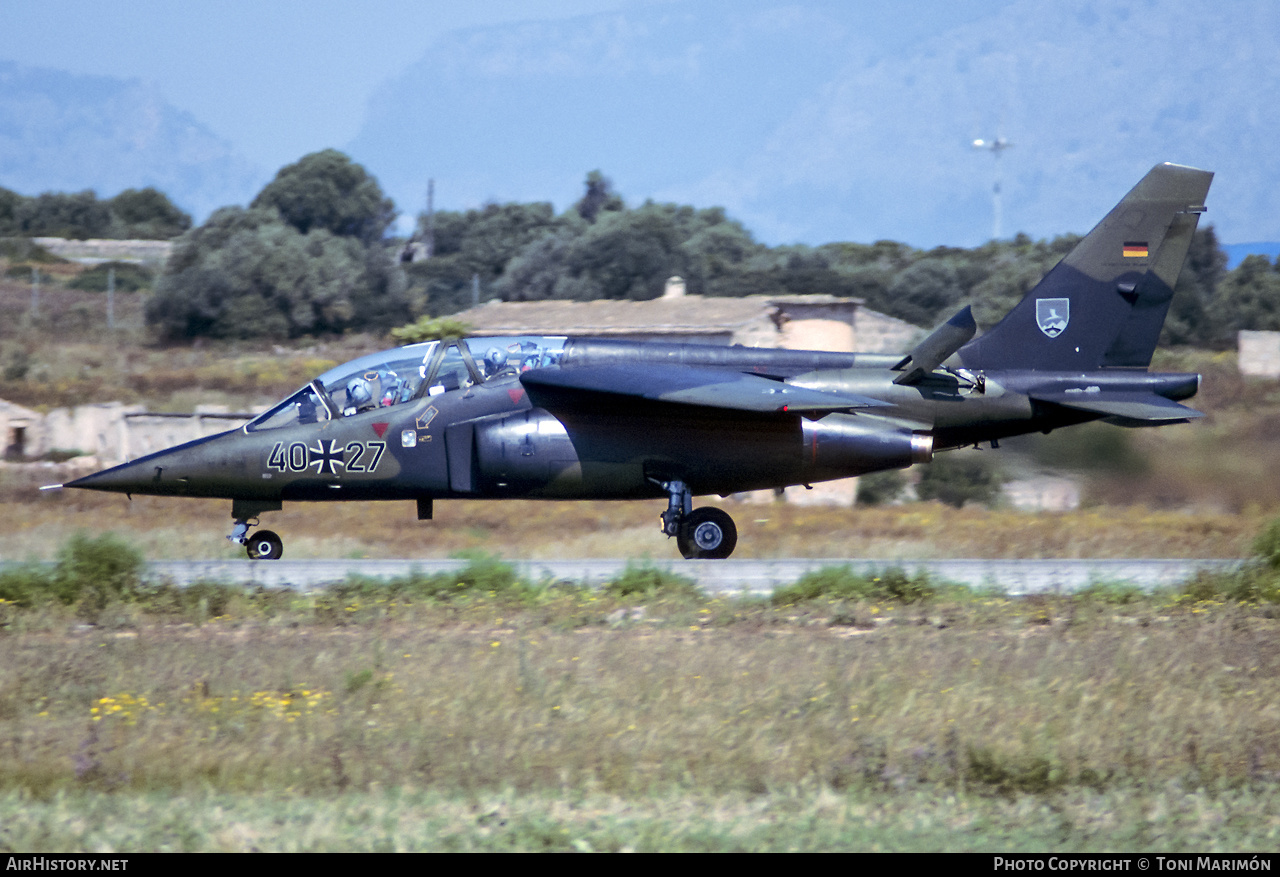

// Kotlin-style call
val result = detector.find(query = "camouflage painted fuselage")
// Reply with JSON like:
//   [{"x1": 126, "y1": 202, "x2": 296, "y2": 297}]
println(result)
[{"x1": 68, "y1": 336, "x2": 1198, "y2": 505}]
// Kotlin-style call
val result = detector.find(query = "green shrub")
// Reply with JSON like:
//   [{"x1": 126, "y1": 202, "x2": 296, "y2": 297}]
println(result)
[
  {"x1": 916, "y1": 452, "x2": 1002, "y2": 508},
  {"x1": 966, "y1": 746, "x2": 1066, "y2": 795},
  {"x1": 0, "y1": 238, "x2": 64, "y2": 263},
  {"x1": 52, "y1": 532, "x2": 144, "y2": 610},
  {"x1": 1032, "y1": 421, "x2": 1149, "y2": 475},
  {"x1": 337, "y1": 554, "x2": 529, "y2": 604},
  {"x1": 448, "y1": 552, "x2": 523, "y2": 594},
  {"x1": 2, "y1": 347, "x2": 31, "y2": 382},
  {"x1": 1252, "y1": 517, "x2": 1280, "y2": 569},
  {"x1": 0, "y1": 563, "x2": 56, "y2": 608},
  {"x1": 1074, "y1": 580, "x2": 1146, "y2": 605},
  {"x1": 0, "y1": 534, "x2": 145, "y2": 617},
  {"x1": 39, "y1": 449, "x2": 86, "y2": 463},
  {"x1": 1178, "y1": 567, "x2": 1280, "y2": 604},
  {"x1": 390, "y1": 316, "x2": 472, "y2": 344},
  {"x1": 772, "y1": 566, "x2": 936, "y2": 605},
  {"x1": 855, "y1": 470, "x2": 906, "y2": 505},
  {"x1": 603, "y1": 563, "x2": 701, "y2": 600},
  {"x1": 67, "y1": 261, "x2": 153, "y2": 293}
]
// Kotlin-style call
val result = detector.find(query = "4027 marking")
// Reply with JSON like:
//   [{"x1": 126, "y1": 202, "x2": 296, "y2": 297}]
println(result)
[{"x1": 267, "y1": 440, "x2": 385, "y2": 474}]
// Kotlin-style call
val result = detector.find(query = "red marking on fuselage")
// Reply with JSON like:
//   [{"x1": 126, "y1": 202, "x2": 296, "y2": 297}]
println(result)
[
  {"x1": 508, "y1": 388, "x2": 525, "y2": 404},
  {"x1": 371, "y1": 422, "x2": 389, "y2": 438}
]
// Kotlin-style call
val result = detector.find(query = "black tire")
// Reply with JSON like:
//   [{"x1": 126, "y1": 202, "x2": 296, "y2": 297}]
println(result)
[
  {"x1": 246, "y1": 529, "x2": 284, "y2": 561},
  {"x1": 676, "y1": 507, "x2": 738, "y2": 560}
]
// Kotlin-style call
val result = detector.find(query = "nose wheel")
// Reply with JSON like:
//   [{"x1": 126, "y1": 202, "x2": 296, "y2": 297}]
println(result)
[
  {"x1": 245, "y1": 529, "x2": 284, "y2": 560},
  {"x1": 228, "y1": 501, "x2": 285, "y2": 561}
]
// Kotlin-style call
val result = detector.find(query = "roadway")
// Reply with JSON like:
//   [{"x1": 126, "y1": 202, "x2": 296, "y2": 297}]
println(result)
[{"x1": 144, "y1": 557, "x2": 1244, "y2": 596}]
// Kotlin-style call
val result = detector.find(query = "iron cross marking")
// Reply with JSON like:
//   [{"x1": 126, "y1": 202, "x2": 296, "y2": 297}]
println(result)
[{"x1": 308, "y1": 439, "x2": 345, "y2": 475}]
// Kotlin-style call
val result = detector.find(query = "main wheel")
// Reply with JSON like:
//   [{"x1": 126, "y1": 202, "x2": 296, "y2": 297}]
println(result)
[
  {"x1": 246, "y1": 529, "x2": 284, "y2": 560},
  {"x1": 676, "y1": 507, "x2": 738, "y2": 560}
]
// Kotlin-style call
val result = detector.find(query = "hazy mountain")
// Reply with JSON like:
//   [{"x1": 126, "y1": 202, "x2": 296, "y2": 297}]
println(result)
[
  {"x1": 345, "y1": 3, "x2": 860, "y2": 230},
  {"x1": 348, "y1": 0, "x2": 1280, "y2": 248},
  {"x1": 0, "y1": 61, "x2": 265, "y2": 223}
]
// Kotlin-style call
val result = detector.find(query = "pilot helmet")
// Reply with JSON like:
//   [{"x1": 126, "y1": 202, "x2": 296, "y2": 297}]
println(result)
[
  {"x1": 346, "y1": 377, "x2": 372, "y2": 408},
  {"x1": 485, "y1": 347, "x2": 506, "y2": 373}
]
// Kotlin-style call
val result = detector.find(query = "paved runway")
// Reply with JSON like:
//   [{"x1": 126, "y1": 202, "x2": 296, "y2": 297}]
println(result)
[{"x1": 144, "y1": 557, "x2": 1245, "y2": 595}]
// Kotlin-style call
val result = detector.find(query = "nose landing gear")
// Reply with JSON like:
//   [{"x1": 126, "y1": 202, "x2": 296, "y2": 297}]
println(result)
[
  {"x1": 658, "y1": 479, "x2": 738, "y2": 560},
  {"x1": 245, "y1": 530, "x2": 284, "y2": 560},
  {"x1": 229, "y1": 499, "x2": 285, "y2": 561},
  {"x1": 229, "y1": 518, "x2": 285, "y2": 560}
]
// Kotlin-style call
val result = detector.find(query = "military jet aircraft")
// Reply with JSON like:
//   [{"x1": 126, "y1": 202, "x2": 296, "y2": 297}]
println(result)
[{"x1": 62, "y1": 163, "x2": 1213, "y2": 560}]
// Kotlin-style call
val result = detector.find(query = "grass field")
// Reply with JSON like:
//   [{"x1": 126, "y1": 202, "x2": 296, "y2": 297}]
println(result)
[{"x1": 1, "y1": 545, "x2": 1279, "y2": 851}]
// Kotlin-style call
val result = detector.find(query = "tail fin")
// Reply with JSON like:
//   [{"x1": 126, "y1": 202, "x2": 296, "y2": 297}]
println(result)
[{"x1": 958, "y1": 163, "x2": 1213, "y2": 372}]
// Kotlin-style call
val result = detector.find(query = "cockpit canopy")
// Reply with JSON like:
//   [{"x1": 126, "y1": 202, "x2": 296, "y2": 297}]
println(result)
[{"x1": 246, "y1": 336, "x2": 567, "y2": 432}]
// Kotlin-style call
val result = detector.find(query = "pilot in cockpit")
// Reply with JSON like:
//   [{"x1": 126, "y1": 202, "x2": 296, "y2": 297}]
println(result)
[
  {"x1": 378, "y1": 370, "x2": 402, "y2": 406},
  {"x1": 344, "y1": 377, "x2": 374, "y2": 416},
  {"x1": 482, "y1": 347, "x2": 509, "y2": 378}
]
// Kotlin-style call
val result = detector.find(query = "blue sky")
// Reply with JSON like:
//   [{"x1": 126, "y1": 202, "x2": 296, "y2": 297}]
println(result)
[
  {"x1": 3, "y1": 0, "x2": 1277, "y2": 249},
  {"x1": 3, "y1": 0, "x2": 1001, "y2": 176},
  {"x1": 2, "y1": 0, "x2": 641, "y2": 173}
]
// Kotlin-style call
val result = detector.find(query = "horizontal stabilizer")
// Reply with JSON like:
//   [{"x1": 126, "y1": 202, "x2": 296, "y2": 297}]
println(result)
[
  {"x1": 893, "y1": 306, "x2": 977, "y2": 385},
  {"x1": 522, "y1": 365, "x2": 892, "y2": 414},
  {"x1": 1031, "y1": 390, "x2": 1204, "y2": 426}
]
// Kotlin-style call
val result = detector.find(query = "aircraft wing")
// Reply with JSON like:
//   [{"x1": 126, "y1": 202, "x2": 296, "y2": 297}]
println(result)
[
  {"x1": 1030, "y1": 391, "x2": 1204, "y2": 426},
  {"x1": 521, "y1": 364, "x2": 893, "y2": 414}
]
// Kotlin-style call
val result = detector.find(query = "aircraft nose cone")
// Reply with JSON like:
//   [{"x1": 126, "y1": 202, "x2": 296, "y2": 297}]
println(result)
[{"x1": 65, "y1": 458, "x2": 163, "y2": 494}]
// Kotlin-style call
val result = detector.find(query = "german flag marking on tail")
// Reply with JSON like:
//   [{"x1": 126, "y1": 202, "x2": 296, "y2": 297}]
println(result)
[{"x1": 1123, "y1": 241, "x2": 1149, "y2": 258}]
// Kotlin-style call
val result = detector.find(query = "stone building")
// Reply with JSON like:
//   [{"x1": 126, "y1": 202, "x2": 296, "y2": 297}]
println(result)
[
  {"x1": 0, "y1": 399, "x2": 41, "y2": 460},
  {"x1": 449, "y1": 279, "x2": 920, "y2": 354},
  {"x1": 0, "y1": 401, "x2": 251, "y2": 466},
  {"x1": 1238, "y1": 330, "x2": 1280, "y2": 378}
]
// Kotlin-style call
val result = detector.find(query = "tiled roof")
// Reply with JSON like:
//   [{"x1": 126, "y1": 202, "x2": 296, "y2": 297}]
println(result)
[{"x1": 451, "y1": 294, "x2": 857, "y2": 335}]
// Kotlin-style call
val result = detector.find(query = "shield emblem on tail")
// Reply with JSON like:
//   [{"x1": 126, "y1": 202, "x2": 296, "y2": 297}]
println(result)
[{"x1": 1036, "y1": 298, "x2": 1069, "y2": 338}]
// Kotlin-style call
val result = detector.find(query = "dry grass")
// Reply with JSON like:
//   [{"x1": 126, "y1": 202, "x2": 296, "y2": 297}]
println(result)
[
  {"x1": 1, "y1": 595, "x2": 1278, "y2": 802},
  {"x1": 3, "y1": 783, "x2": 1278, "y2": 852},
  {"x1": 1, "y1": 527, "x2": 1279, "y2": 849},
  {"x1": 0, "y1": 783, "x2": 1270, "y2": 851}
]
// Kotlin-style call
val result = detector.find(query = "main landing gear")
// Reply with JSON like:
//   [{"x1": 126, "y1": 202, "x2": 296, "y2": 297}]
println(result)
[
  {"x1": 659, "y1": 479, "x2": 738, "y2": 560},
  {"x1": 229, "y1": 499, "x2": 285, "y2": 560}
]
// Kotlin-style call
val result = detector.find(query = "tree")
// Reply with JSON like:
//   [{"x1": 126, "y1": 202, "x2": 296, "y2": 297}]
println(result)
[
  {"x1": 1216, "y1": 254, "x2": 1280, "y2": 334},
  {"x1": 575, "y1": 170, "x2": 623, "y2": 223},
  {"x1": 0, "y1": 187, "x2": 21, "y2": 236},
  {"x1": 15, "y1": 190, "x2": 112, "y2": 239},
  {"x1": 146, "y1": 205, "x2": 410, "y2": 340},
  {"x1": 885, "y1": 257, "x2": 965, "y2": 327},
  {"x1": 1161, "y1": 226, "x2": 1229, "y2": 347},
  {"x1": 0, "y1": 186, "x2": 192, "y2": 240},
  {"x1": 490, "y1": 229, "x2": 580, "y2": 302},
  {"x1": 451, "y1": 202, "x2": 563, "y2": 281},
  {"x1": 916, "y1": 452, "x2": 1003, "y2": 508},
  {"x1": 109, "y1": 187, "x2": 192, "y2": 239},
  {"x1": 559, "y1": 203, "x2": 692, "y2": 300},
  {"x1": 251, "y1": 149, "x2": 395, "y2": 244}
]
